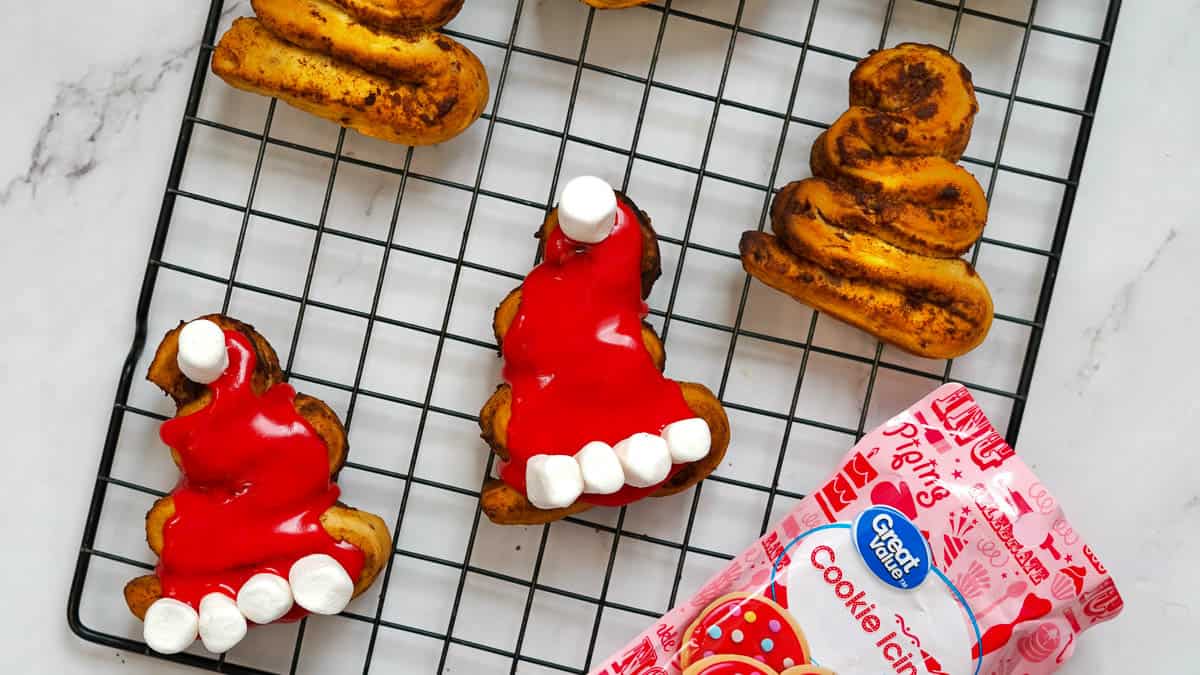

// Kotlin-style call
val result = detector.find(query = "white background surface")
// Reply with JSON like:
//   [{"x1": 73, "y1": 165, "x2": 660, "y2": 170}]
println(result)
[{"x1": 2, "y1": 0, "x2": 1196, "y2": 673}]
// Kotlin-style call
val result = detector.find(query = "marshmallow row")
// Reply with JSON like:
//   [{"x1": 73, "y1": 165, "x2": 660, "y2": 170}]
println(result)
[
  {"x1": 525, "y1": 418, "x2": 711, "y2": 510},
  {"x1": 143, "y1": 554, "x2": 354, "y2": 655}
]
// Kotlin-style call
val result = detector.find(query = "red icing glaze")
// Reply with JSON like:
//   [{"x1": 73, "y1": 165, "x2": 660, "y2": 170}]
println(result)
[
  {"x1": 500, "y1": 197, "x2": 695, "y2": 507},
  {"x1": 688, "y1": 596, "x2": 810, "y2": 673},
  {"x1": 157, "y1": 330, "x2": 363, "y2": 619}
]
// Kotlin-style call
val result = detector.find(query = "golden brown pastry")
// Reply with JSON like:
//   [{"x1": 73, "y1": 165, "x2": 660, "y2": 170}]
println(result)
[
  {"x1": 740, "y1": 43, "x2": 993, "y2": 359},
  {"x1": 478, "y1": 178, "x2": 730, "y2": 525},
  {"x1": 581, "y1": 0, "x2": 652, "y2": 7},
  {"x1": 212, "y1": 0, "x2": 488, "y2": 145},
  {"x1": 333, "y1": 0, "x2": 463, "y2": 32},
  {"x1": 125, "y1": 315, "x2": 391, "y2": 655}
]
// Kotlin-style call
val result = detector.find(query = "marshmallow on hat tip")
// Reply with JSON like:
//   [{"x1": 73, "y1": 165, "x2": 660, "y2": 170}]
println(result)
[
  {"x1": 177, "y1": 319, "x2": 229, "y2": 384},
  {"x1": 236, "y1": 573, "x2": 294, "y2": 624},
  {"x1": 197, "y1": 592, "x2": 247, "y2": 654},
  {"x1": 661, "y1": 418, "x2": 711, "y2": 463},
  {"x1": 289, "y1": 554, "x2": 355, "y2": 616},
  {"x1": 557, "y1": 175, "x2": 617, "y2": 244},
  {"x1": 574, "y1": 441, "x2": 625, "y2": 495},
  {"x1": 613, "y1": 433, "x2": 672, "y2": 488},
  {"x1": 143, "y1": 597, "x2": 199, "y2": 655},
  {"x1": 525, "y1": 454, "x2": 585, "y2": 510}
]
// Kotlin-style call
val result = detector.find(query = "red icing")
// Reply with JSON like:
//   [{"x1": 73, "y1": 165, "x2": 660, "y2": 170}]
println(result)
[
  {"x1": 157, "y1": 330, "x2": 363, "y2": 620},
  {"x1": 500, "y1": 197, "x2": 695, "y2": 507},
  {"x1": 689, "y1": 596, "x2": 810, "y2": 673}
]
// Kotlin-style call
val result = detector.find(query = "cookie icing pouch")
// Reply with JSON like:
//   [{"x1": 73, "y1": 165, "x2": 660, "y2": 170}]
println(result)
[{"x1": 597, "y1": 384, "x2": 1122, "y2": 675}]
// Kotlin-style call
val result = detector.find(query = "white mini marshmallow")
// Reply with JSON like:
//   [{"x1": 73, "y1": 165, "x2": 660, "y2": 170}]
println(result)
[
  {"x1": 177, "y1": 319, "x2": 229, "y2": 384},
  {"x1": 661, "y1": 418, "x2": 711, "y2": 463},
  {"x1": 574, "y1": 441, "x2": 625, "y2": 495},
  {"x1": 289, "y1": 554, "x2": 355, "y2": 616},
  {"x1": 612, "y1": 433, "x2": 672, "y2": 488},
  {"x1": 236, "y1": 573, "x2": 293, "y2": 624},
  {"x1": 143, "y1": 597, "x2": 200, "y2": 655},
  {"x1": 525, "y1": 454, "x2": 585, "y2": 510},
  {"x1": 557, "y1": 175, "x2": 617, "y2": 244},
  {"x1": 198, "y1": 592, "x2": 247, "y2": 654}
]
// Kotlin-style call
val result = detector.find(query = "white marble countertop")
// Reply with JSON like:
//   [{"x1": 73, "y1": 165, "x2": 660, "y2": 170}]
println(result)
[{"x1": 2, "y1": 1, "x2": 1196, "y2": 673}]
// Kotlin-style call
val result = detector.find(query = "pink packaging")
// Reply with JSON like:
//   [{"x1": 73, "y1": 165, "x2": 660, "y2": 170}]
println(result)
[{"x1": 596, "y1": 384, "x2": 1122, "y2": 675}]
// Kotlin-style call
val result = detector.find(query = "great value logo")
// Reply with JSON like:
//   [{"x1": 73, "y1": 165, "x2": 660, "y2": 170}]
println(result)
[{"x1": 853, "y1": 506, "x2": 932, "y2": 590}]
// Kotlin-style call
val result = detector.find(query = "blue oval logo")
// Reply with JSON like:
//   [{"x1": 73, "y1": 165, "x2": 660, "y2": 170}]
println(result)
[{"x1": 852, "y1": 506, "x2": 932, "y2": 590}]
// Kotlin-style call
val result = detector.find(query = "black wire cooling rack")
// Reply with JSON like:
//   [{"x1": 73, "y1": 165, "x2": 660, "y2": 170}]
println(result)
[{"x1": 69, "y1": 0, "x2": 1122, "y2": 673}]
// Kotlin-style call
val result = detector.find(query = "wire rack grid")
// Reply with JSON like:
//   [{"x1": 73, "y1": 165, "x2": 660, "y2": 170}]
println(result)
[{"x1": 68, "y1": 0, "x2": 1122, "y2": 673}]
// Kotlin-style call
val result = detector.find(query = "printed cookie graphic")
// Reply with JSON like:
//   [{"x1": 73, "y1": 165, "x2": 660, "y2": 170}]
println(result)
[
  {"x1": 682, "y1": 593, "x2": 813, "y2": 673},
  {"x1": 684, "y1": 655, "x2": 776, "y2": 675},
  {"x1": 124, "y1": 316, "x2": 391, "y2": 654},
  {"x1": 478, "y1": 176, "x2": 731, "y2": 524},
  {"x1": 683, "y1": 655, "x2": 836, "y2": 675}
]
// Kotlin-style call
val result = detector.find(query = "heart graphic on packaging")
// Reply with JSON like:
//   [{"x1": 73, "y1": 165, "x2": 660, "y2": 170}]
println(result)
[{"x1": 870, "y1": 480, "x2": 918, "y2": 520}]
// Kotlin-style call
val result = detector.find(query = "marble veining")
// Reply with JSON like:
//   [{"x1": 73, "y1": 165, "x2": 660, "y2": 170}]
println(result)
[
  {"x1": 1077, "y1": 227, "x2": 1179, "y2": 389},
  {"x1": 1, "y1": 2, "x2": 244, "y2": 206},
  {"x1": 0, "y1": 49, "x2": 191, "y2": 205}
]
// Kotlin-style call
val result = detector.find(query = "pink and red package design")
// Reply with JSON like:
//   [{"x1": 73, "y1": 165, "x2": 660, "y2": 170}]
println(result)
[{"x1": 596, "y1": 384, "x2": 1122, "y2": 675}]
